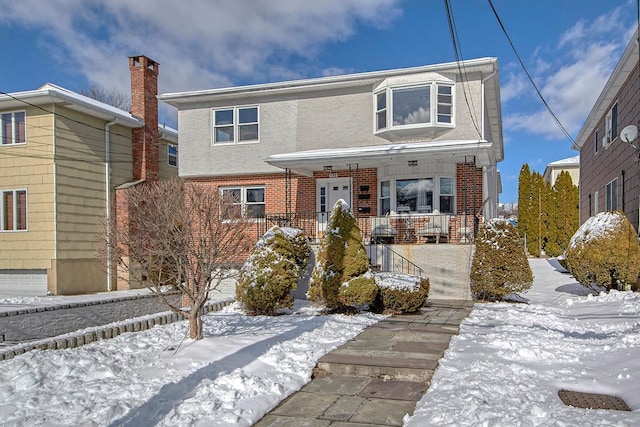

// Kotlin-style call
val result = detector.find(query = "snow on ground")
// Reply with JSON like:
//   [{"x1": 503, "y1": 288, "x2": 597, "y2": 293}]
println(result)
[
  {"x1": 0, "y1": 301, "x2": 383, "y2": 426},
  {"x1": 2, "y1": 257, "x2": 640, "y2": 426},
  {"x1": 406, "y1": 258, "x2": 640, "y2": 426}
]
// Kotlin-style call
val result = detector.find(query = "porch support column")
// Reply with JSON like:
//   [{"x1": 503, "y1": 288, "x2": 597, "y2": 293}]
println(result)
[
  {"x1": 348, "y1": 163, "x2": 359, "y2": 217},
  {"x1": 285, "y1": 168, "x2": 292, "y2": 218}
]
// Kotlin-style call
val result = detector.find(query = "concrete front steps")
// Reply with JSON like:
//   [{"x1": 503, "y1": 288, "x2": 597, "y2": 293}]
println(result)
[{"x1": 386, "y1": 243, "x2": 474, "y2": 300}]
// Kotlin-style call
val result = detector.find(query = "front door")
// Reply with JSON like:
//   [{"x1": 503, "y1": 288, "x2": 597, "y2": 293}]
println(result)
[{"x1": 317, "y1": 178, "x2": 351, "y2": 237}]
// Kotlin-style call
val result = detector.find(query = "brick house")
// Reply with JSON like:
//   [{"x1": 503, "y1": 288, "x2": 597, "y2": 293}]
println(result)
[
  {"x1": 573, "y1": 29, "x2": 640, "y2": 230},
  {"x1": 0, "y1": 55, "x2": 178, "y2": 295},
  {"x1": 160, "y1": 57, "x2": 503, "y2": 249}
]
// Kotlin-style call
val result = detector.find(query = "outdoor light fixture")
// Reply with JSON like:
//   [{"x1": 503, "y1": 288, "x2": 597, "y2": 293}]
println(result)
[
  {"x1": 408, "y1": 160, "x2": 418, "y2": 166},
  {"x1": 323, "y1": 165, "x2": 333, "y2": 172}
]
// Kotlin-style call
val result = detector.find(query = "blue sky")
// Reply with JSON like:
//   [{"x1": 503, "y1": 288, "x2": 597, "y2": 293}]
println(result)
[{"x1": 0, "y1": 0, "x2": 636, "y2": 204}]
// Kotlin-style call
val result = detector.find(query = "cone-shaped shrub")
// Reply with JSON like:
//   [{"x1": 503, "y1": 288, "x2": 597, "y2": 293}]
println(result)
[
  {"x1": 308, "y1": 199, "x2": 374, "y2": 310},
  {"x1": 470, "y1": 218, "x2": 533, "y2": 301},
  {"x1": 565, "y1": 211, "x2": 640, "y2": 292},
  {"x1": 236, "y1": 226, "x2": 311, "y2": 315},
  {"x1": 371, "y1": 273, "x2": 430, "y2": 314}
]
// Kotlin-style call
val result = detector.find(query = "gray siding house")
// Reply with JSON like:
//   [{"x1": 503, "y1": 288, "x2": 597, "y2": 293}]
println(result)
[{"x1": 160, "y1": 58, "x2": 503, "y2": 244}]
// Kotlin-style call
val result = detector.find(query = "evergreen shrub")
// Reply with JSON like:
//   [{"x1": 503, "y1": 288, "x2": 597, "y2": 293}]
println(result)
[
  {"x1": 338, "y1": 275, "x2": 378, "y2": 307},
  {"x1": 371, "y1": 273, "x2": 430, "y2": 314},
  {"x1": 308, "y1": 199, "x2": 374, "y2": 310},
  {"x1": 565, "y1": 211, "x2": 640, "y2": 292},
  {"x1": 470, "y1": 218, "x2": 533, "y2": 300},
  {"x1": 236, "y1": 226, "x2": 311, "y2": 315}
]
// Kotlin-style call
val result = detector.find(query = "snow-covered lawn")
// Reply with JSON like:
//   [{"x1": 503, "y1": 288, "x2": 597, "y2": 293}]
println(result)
[
  {"x1": 0, "y1": 302, "x2": 383, "y2": 426},
  {"x1": 1, "y1": 258, "x2": 639, "y2": 426},
  {"x1": 406, "y1": 258, "x2": 640, "y2": 426}
]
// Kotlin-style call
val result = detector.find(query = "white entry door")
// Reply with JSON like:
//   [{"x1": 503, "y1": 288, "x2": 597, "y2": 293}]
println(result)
[{"x1": 317, "y1": 178, "x2": 351, "y2": 238}]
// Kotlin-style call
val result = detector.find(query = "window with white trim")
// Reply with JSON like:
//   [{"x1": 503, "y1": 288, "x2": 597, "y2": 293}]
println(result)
[
  {"x1": 375, "y1": 83, "x2": 454, "y2": 132},
  {"x1": 1, "y1": 189, "x2": 27, "y2": 231},
  {"x1": 594, "y1": 129, "x2": 599, "y2": 154},
  {"x1": 594, "y1": 190, "x2": 599, "y2": 215},
  {"x1": 380, "y1": 181, "x2": 390, "y2": 215},
  {"x1": 1, "y1": 111, "x2": 26, "y2": 145},
  {"x1": 167, "y1": 144, "x2": 178, "y2": 167},
  {"x1": 221, "y1": 186, "x2": 265, "y2": 218},
  {"x1": 606, "y1": 178, "x2": 617, "y2": 211},
  {"x1": 396, "y1": 178, "x2": 433, "y2": 213},
  {"x1": 605, "y1": 103, "x2": 617, "y2": 145},
  {"x1": 439, "y1": 177, "x2": 454, "y2": 214},
  {"x1": 213, "y1": 106, "x2": 259, "y2": 144}
]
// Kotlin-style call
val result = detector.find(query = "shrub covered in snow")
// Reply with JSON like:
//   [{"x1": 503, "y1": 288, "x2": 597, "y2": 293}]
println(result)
[
  {"x1": 371, "y1": 273, "x2": 430, "y2": 313},
  {"x1": 470, "y1": 218, "x2": 533, "y2": 301},
  {"x1": 308, "y1": 199, "x2": 374, "y2": 310},
  {"x1": 338, "y1": 274, "x2": 378, "y2": 307},
  {"x1": 565, "y1": 211, "x2": 640, "y2": 292},
  {"x1": 236, "y1": 226, "x2": 311, "y2": 315}
]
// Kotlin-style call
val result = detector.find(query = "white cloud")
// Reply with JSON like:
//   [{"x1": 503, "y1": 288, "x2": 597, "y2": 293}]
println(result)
[
  {"x1": 500, "y1": 72, "x2": 528, "y2": 103},
  {"x1": 503, "y1": 3, "x2": 633, "y2": 141},
  {"x1": 0, "y1": 0, "x2": 401, "y2": 101}
]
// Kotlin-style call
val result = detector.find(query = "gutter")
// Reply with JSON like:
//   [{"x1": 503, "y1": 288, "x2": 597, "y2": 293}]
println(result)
[
  {"x1": 480, "y1": 66, "x2": 498, "y2": 140},
  {"x1": 105, "y1": 119, "x2": 118, "y2": 292}
]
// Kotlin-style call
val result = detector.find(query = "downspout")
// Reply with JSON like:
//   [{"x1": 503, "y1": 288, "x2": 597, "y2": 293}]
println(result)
[
  {"x1": 480, "y1": 65, "x2": 498, "y2": 140},
  {"x1": 105, "y1": 119, "x2": 118, "y2": 291}
]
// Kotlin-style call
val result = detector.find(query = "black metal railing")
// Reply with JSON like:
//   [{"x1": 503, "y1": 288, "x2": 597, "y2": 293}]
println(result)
[
  {"x1": 258, "y1": 211, "x2": 461, "y2": 244},
  {"x1": 367, "y1": 243, "x2": 423, "y2": 276}
]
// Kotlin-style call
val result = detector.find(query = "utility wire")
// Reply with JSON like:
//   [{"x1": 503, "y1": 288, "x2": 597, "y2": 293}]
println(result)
[
  {"x1": 444, "y1": 0, "x2": 482, "y2": 138},
  {"x1": 487, "y1": 0, "x2": 575, "y2": 145}
]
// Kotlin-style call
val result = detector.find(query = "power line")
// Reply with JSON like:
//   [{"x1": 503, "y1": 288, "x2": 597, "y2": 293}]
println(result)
[
  {"x1": 443, "y1": 0, "x2": 482, "y2": 138},
  {"x1": 487, "y1": 0, "x2": 575, "y2": 145}
]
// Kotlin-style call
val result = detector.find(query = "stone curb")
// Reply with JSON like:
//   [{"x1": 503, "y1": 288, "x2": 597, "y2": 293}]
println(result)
[
  {"x1": 0, "y1": 291, "x2": 182, "y2": 318},
  {"x1": 0, "y1": 299, "x2": 233, "y2": 362}
]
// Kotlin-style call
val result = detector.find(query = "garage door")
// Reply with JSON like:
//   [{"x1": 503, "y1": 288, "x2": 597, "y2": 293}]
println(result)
[{"x1": 0, "y1": 270, "x2": 48, "y2": 295}]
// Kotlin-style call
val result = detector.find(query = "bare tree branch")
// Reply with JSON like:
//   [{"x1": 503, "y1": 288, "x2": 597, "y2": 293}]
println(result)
[{"x1": 79, "y1": 85, "x2": 132, "y2": 111}]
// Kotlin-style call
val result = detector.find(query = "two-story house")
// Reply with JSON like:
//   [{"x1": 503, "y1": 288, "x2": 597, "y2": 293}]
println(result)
[
  {"x1": 573, "y1": 29, "x2": 640, "y2": 230},
  {"x1": 0, "y1": 55, "x2": 178, "y2": 295},
  {"x1": 160, "y1": 57, "x2": 502, "y2": 250}
]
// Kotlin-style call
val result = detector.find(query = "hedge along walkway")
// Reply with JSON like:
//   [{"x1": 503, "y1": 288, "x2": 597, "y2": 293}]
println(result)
[{"x1": 0, "y1": 299, "x2": 233, "y2": 362}]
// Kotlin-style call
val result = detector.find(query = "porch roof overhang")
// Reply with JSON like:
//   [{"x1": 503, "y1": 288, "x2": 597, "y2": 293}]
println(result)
[{"x1": 265, "y1": 139, "x2": 494, "y2": 176}]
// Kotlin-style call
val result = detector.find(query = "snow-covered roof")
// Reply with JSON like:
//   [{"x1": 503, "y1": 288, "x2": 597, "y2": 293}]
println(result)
[
  {"x1": 546, "y1": 155, "x2": 580, "y2": 167},
  {"x1": 265, "y1": 139, "x2": 494, "y2": 176}
]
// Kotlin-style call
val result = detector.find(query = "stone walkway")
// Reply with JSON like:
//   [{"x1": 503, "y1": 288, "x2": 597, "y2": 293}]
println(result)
[{"x1": 254, "y1": 299, "x2": 474, "y2": 426}]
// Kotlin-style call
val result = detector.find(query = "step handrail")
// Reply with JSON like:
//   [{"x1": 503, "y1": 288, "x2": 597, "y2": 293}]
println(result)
[{"x1": 368, "y1": 242, "x2": 423, "y2": 277}]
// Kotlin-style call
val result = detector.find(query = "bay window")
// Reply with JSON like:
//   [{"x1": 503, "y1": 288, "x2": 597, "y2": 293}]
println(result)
[{"x1": 375, "y1": 82, "x2": 454, "y2": 132}]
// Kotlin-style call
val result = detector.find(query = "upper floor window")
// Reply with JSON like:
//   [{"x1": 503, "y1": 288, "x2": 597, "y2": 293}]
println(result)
[
  {"x1": 605, "y1": 103, "x2": 617, "y2": 145},
  {"x1": 167, "y1": 144, "x2": 178, "y2": 167},
  {"x1": 606, "y1": 178, "x2": 617, "y2": 211},
  {"x1": 594, "y1": 129, "x2": 599, "y2": 154},
  {"x1": 375, "y1": 83, "x2": 454, "y2": 132},
  {"x1": 1, "y1": 111, "x2": 26, "y2": 145},
  {"x1": 221, "y1": 186, "x2": 265, "y2": 218},
  {"x1": 1, "y1": 189, "x2": 27, "y2": 231},
  {"x1": 213, "y1": 106, "x2": 259, "y2": 144}
]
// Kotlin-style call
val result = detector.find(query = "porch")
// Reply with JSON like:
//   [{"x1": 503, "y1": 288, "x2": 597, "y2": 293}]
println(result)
[{"x1": 257, "y1": 212, "x2": 478, "y2": 245}]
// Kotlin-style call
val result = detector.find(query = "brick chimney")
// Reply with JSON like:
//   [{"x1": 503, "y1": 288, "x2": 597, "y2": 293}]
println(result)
[{"x1": 129, "y1": 55, "x2": 159, "y2": 182}]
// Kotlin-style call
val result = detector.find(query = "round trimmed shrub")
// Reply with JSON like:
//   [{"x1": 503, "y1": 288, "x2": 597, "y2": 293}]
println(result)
[
  {"x1": 236, "y1": 226, "x2": 310, "y2": 315},
  {"x1": 371, "y1": 273, "x2": 430, "y2": 314},
  {"x1": 338, "y1": 275, "x2": 378, "y2": 307},
  {"x1": 470, "y1": 218, "x2": 533, "y2": 301},
  {"x1": 565, "y1": 211, "x2": 640, "y2": 292}
]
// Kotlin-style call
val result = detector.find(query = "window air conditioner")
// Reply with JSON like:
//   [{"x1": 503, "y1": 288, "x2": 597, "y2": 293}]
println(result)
[{"x1": 603, "y1": 136, "x2": 612, "y2": 149}]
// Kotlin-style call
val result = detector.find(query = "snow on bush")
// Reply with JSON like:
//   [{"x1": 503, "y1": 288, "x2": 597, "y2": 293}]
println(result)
[
  {"x1": 308, "y1": 200, "x2": 375, "y2": 311},
  {"x1": 470, "y1": 218, "x2": 533, "y2": 301},
  {"x1": 371, "y1": 273, "x2": 430, "y2": 314},
  {"x1": 565, "y1": 211, "x2": 640, "y2": 292},
  {"x1": 236, "y1": 226, "x2": 311, "y2": 315}
]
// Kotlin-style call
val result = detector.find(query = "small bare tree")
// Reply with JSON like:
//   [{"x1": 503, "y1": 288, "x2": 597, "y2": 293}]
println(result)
[
  {"x1": 79, "y1": 85, "x2": 131, "y2": 111},
  {"x1": 101, "y1": 179, "x2": 252, "y2": 339}
]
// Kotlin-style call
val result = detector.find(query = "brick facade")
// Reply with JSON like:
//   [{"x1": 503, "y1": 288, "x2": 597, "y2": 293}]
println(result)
[
  {"x1": 129, "y1": 55, "x2": 159, "y2": 182},
  {"x1": 579, "y1": 63, "x2": 640, "y2": 231},
  {"x1": 456, "y1": 162, "x2": 483, "y2": 215}
]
